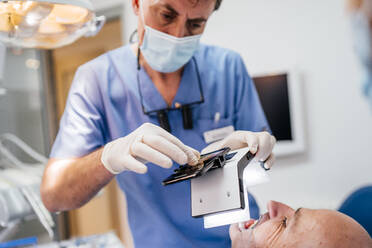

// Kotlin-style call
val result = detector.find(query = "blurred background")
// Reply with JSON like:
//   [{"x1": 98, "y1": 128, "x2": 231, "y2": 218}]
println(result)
[{"x1": 0, "y1": 0, "x2": 371, "y2": 247}]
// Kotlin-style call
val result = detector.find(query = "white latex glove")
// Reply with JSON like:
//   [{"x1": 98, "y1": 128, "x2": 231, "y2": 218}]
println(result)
[
  {"x1": 101, "y1": 123, "x2": 200, "y2": 174},
  {"x1": 201, "y1": 131, "x2": 276, "y2": 170}
]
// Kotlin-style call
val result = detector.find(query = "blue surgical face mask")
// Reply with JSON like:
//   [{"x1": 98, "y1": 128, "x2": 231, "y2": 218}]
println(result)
[
  {"x1": 139, "y1": 0, "x2": 202, "y2": 73},
  {"x1": 351, "y1": 12, "x2": 372, "y2": 108}
]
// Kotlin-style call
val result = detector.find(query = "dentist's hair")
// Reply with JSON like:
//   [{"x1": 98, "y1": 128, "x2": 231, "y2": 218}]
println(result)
[
  {"x1": 214, "y1": 0, "x2": 222, "y2": 10},
  {"x1": 192, "y1": 0, "x2": 222, "y2": 10}
]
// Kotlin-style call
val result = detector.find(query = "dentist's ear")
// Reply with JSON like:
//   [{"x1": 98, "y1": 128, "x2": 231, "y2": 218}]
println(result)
[
  {"x1": 133, "y1": 0, "x2": 146, "y2": 46},
  {"x1": 132, "y1": 0, "x2": 141, "y2": 15}
]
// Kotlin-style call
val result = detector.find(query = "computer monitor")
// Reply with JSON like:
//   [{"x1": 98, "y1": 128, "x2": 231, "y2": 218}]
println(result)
[{"x1": 253, "y1": 71, "x2": 305, "y2": 156}]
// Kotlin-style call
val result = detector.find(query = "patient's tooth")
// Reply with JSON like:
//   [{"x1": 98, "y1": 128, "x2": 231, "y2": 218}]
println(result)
[
  {"x1": 249, "y1": 219, "x2": 259, "y2": 229},
  {"x1": 244, "y1": 219, "x2": 255, "y2": 229}
]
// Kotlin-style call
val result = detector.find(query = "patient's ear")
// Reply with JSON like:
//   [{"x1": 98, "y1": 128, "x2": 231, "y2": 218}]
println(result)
[{"x1": 267, "y1": 200, "x2": 294, "y2": 219}]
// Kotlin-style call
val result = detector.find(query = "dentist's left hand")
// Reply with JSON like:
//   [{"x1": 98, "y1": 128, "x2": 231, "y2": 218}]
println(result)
[{"x1": 202, "y1": 131, "x2": 276, "y2": 170}]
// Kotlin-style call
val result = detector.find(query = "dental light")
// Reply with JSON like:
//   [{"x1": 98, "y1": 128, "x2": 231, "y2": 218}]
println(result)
[{"x1": 0, "y1": 0, "x2": 105, "y2": 49}]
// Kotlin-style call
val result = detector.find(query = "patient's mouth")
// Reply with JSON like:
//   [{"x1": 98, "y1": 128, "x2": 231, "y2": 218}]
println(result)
[
  {"x1": 250, "y1": 212, "x2": 270, "y2": 229},
  {"x1": 244, "y1": 219, "x2": 256, "y2": 229}
]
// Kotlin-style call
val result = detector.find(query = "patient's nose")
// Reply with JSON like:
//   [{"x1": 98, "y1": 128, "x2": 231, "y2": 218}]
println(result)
[{"x1": 267, "y1": 200, "x2": 295, "y2": 219}]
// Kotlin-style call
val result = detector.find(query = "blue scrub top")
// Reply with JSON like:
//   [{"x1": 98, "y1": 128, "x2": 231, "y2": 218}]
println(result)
[{"x1": 51, "y1": 44, "x2": 270, "y2": 248}]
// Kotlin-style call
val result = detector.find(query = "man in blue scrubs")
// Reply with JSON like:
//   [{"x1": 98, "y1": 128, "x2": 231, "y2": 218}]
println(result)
[{"x1": 41, "y1": 0, "x2": 276, "y2": 247}]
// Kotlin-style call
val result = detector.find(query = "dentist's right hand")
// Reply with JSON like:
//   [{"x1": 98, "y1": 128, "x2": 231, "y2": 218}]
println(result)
[{"x1": 101, "y1": 123, "x2": 200, "y2": 174}]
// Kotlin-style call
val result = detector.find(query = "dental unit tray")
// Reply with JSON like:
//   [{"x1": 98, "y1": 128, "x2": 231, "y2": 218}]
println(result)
[{"x1": 162, "y1": 147, "x2": 233, "y2": 186}]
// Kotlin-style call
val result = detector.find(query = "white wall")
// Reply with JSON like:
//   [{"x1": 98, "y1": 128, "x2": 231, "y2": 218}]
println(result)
[{"x1": 120, "y1": 0, "x2": 372, "y2": 211}]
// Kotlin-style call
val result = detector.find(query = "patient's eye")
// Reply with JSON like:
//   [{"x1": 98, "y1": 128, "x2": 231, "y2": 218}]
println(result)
[{"x1": 282, "y1": 216, "x2": 288, "y2": 228}]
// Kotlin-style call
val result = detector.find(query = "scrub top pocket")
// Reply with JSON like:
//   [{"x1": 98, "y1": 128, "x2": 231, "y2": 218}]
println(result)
[{"x1": 196, "y1": 117, "x2": 234, "y2": 145}]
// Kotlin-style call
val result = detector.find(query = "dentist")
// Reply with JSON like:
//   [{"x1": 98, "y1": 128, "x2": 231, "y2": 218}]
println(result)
[{"x1": 41, "y1": 0, "x2": 276, "y2": 247}]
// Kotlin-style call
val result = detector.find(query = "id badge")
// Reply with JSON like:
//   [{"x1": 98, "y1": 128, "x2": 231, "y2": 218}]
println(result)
[{"x1": 203, "y1": 125, "x2": 234, "y2": 144}]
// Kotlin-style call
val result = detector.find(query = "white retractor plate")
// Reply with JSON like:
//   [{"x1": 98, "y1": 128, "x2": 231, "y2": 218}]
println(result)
[
  {"x1": 203, "y1": 178, "x2": 251, "y2": 229},
  {"x1": 202, "y1": 159, "x2": 270, "y2": 229},
  {"x1": 191, "y1": 148, "x2": 251, "y2": 217}
]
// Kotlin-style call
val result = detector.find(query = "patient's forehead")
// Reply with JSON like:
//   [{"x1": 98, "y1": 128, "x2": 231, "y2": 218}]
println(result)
[
  {"x1": 290, "y1": 209, "x2": 350, "y2": 235},
  {"x1": 283, "y1": 209, "x2": 322, "y2": 239},
  {"x1": 285, "y1": 209, "x2": 371, "y2": 247}
]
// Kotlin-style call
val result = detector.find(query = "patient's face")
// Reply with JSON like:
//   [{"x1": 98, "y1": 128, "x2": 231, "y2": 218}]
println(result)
[{"x1": 230, "y1": 201, "x2": 372, "y2": 248}]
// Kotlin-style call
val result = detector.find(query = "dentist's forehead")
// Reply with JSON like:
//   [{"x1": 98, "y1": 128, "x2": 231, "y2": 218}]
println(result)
[
  {"x1": 145, "y1": 0, "x2": 216, "y2": 19},
  {"x1": 147, "y1": 0, "x2": 216, "y2": 9}
]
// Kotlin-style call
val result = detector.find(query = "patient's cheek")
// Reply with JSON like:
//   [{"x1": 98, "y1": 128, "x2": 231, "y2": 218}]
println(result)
[
  {"x1": 250, "y1": 227, "x2": 272, "y2": 247},
  {"x1": 231, "y1": 230, "x2": 256, "y2": 248},
  {"x1": 253, "y1": 221, "x2": 287, "y2": 247}
]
